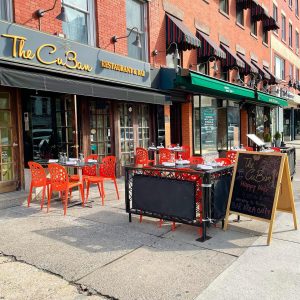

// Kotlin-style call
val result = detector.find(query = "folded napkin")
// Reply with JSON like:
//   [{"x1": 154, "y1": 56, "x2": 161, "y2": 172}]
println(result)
[
  {"x1": 65, "y1": 161, "x2": 77, "y2": 165},
  {"x1": 48, "y1": 159, "x2": 58, "y2": 163},
  {"x1": 88, "y1": 159, "x2": 98, "y2": 163},
  {"x1": 196, "y1": 164, "x2": 213, "y2": 170},
  {"x1": 162, "y1": 162, "x2": 175, "y2": 167},
  {"x1": 175, "y1": 160, "x2": 190, "y2": 165}
]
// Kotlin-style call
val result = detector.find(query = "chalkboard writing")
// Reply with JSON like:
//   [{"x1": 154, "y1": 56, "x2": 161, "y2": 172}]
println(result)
[{"x1": 230, "y1": 153, "x2": 282, "y2": 220}]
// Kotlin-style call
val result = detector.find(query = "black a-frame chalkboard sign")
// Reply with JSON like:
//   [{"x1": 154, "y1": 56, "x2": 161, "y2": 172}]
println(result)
[{"x1": 224, "y1": 151, "x2": 297, "y2": 245}]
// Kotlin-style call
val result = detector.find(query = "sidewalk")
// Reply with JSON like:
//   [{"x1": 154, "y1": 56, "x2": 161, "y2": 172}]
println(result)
[{"x1": 0, "y1": 152, "x2": 299, "y2": 299}]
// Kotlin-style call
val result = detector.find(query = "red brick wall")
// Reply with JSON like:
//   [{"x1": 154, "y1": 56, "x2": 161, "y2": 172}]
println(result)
[
  {"x1": 181, "y1": 101, "x2": 193, "y2": 147},
  {"x1": 240, "y1": 108, "x2": 249, "y2": 146}
]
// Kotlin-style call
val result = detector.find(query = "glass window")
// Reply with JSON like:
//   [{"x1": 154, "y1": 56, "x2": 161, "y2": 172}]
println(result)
[
  {"x1": 251, "y1": 19, "x2": 257, "y2": 36},
  {"x1": 193, "y1": 96, "x2": 201, "y2": 155},
  {"x1": 296, "y1": 68, "x2": 299, "y2": 82},
  {"x1": 296, "y1": 0, "x2": 299, "y2": 16},
  {"x1": 282, "y1": 14, "x2": 286, "y2": 41},
  {"x1": 0, "y1": 0, "x2": 13, "y2": 21},
  {"x1": 62, "y1": 0, "x2": 95, "y2": 45},
  {"x1": 296, "y1": 31, "x2": 299, "y2": 50},
  {"x1": 220, "y1": 0, "x2": 229, "y2": 14},
  {"x1": 274, "y1": 55, "x2": 285, "y2": 79},
  {"x1": 236, "y1": 3, "x2": 244, "y2": 26},
  {"x1": 289, "y1": 0, "x2": 293, "y2": 8},
  {"x1": 166, "y1": 44, "x2": 181, "y2": 70},
  {"x1": 256, "y1": 106, "x2": 264, "y2": 141},
  {"x1": 273, "y1": 4, "x2": 278, "y2": 34},
  {"x1": 263, "y1": 31, "x2": 268, "y2": 44},
  {"x1": 289, "y1": 23, "x2": 293, "y2": 47},
  {"x1": 126, "y1": 0, "x2": 147, "y2": 61},
  {"x1": 156, "y1": 106, "x2": 165, "y2": 147},
  {"x1": 227, "y1": 104, "x2": 240, "y2": 149},
  {"x1": 289, "y1": 64, "x2": 293, "y2": 80}
]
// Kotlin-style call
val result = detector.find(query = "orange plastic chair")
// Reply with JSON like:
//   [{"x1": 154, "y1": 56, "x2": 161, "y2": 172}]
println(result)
[
  {"x1": 244, "y1": 146, "x2": 253, "y2": 151},
  {"x1": 226, "y1": 150, "x2": 237, "y2": 164},
  {"x1": 271, "y1": 147, "x2": 281, "y2": 152},
  {"x1": 48, "y1": 163, "x2": 85, "y2": 215},
  {"x1": 85, "y1": 156, "x2": 119, "y2": 205},
  {"x1": 189, "y1": 156, "x2": 204, "y2": 165},
  {"x1": 70, "y1": 154, "x2": 98, "y2": 182},
  {"x1": 180, "y1": 145, "x2": 190, "y2": 160},
  {"x1": 159, "y1": 148, "x2": 173, "y2": 164},
  {"x1": 27, "y1": 162, "x2": 51, "y2": 209},
  {"x1": 135, "y1": 147, "x2": 154, "y2": 166},
  {"x1": 215, "y1": 158, "x2": 232, "y2": 166}
]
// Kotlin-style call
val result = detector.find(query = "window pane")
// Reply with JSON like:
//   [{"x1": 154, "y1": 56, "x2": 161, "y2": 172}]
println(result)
[
  {"x1": 0, "y1": 95, "x2": 10, "y2": 109},
  {"x1": 126, "y1": 0, "x2": 143, "y2": 30},
  {"x1": 63, "y1": 7, "x2": 88, "y2": 44},
  {"x1": 127, "y1": 30, "x2": 143, "y2": 60},
  {"x1": 1, "y1": 128, "x2": 11, "y2": 145},
  {"x1": 64, "y1": 0, "x2": 88, "y2": 10},
  {"x1": 0, "y1": 111, "x2": 11, "y2": 127}
]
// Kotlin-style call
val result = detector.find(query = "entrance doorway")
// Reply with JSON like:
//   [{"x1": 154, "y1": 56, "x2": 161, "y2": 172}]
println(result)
[{"x1": 0, "y1": 92, "x2": 20, "y2": 193}]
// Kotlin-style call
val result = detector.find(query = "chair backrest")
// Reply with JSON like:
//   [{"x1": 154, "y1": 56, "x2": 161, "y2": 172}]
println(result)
[
  {"x1": 159, "y1": 148, "x2": 172, "y2": 164},
  {"x1": 271, "y1": 147, "x2": 281, "y2": 152},
  {"x1": 244, "y1": 146, "x2": 253, "y2": 151},
  {"x1": 215, "y1": 158, "x2": 232, "y2": 166},
  {"x1": 226, "y1": 150, "x2": 237, "y2": 164},
  {"x1": 28, "y1": 161, "x2": 47, "y2": 186},
  {"x1": 181, "y1": 145, "x2": 190, "y2": 160},
  {"x1": 189, "y1": 156, "x2": 204, "y2": 165},
  {"x1": 85, "y1": 154, "x2": 98, "y2": 162},
  {"x1": 82, "y1": 165, "x2": 97, "y2": 176},
  {"x1": 135, "y1": 147, "x2": 149, "y2": 165},
  {"x1": 100, "y1": 156, "x2": 116, "y2": 178},
  {"x1": 48, "y1": 163, "x2": 68, "y2": 191}
]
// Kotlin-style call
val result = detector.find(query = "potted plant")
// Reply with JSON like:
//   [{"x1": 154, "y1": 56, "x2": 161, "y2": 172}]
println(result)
[
  {"x1": 273, "y1": 131, "x2": 281, "y2": 147},
  {"x1": 263, "y1": 132, "x2": 272, "y2": 147}
]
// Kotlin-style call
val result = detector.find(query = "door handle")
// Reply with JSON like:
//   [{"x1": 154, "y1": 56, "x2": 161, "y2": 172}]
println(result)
[{"x1": 13, "y1": 142, "x2": 18, "y2": 147}]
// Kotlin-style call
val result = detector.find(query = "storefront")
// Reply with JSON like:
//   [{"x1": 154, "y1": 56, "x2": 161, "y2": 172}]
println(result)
[
  {"x1": 0, "y1": 20, "x2": 170, "y2": 192},
  {"x1": 162, "y1": 69, "x2": 288, "y2": 156}
]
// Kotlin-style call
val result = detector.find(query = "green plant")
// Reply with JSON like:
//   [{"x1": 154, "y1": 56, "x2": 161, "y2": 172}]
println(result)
[
  {"x1": 263, "y1": 132, "x2": 271, "y2": 142},
  {"x1": 274, "y1": 131, "x2": 281, "y2": 140}
]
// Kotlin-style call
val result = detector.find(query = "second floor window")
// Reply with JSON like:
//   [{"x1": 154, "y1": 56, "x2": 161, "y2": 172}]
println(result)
[
  {"x1": 296, "y1": 0, "x2": 299, "y2": 16},
  {"x1": 263, "y1": 31, "x2": 268, "y2": 44},
  {"x1": 274, "y1": 55, "x2": 285, "y2": 80},
  {"x1": 251, "y1": 19, "x2": 257, "y2": 36},
  {"x1": 289, "y1": 0, "x2": 293, "y2": 8},
  {"x1": 273, "y1": 4, "x2": 278, "y2": 34},
  {"x1": 296, "y1": 31, "x2": 299, "y2": 51},
  {"x1": 289, "y1": 23, "x2": 293, "y2": 47},
  {"x1": 220, "y1": 0, "x2": 229, "y2": 15},
  {"x1": 236, "y1": 3, "x2": 244, "y2": 26},
  {"x1": 282, "y1": 14, "x2": 286, "y2": 41},
  {"x1": 62, "y1": 0, "x2": 95, "y2": 45},
  {"x1": 0, "y1": 0, "x2": 13, "y2": 21},
  {"x1": 126, "y1": 0, "x2": 147, "y2": 61}
]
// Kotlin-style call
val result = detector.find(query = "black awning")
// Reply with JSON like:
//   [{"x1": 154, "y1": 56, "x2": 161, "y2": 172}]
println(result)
[
  {"x1": 220, "y1": 44, "x2": 245, "y2": 69},
  {"x1": 236, "y1": 0, "x2": 253, "y2": 9},
  {"x1": 236, "y1": 53, "x2": 259, "y2": 75},
  {"x1": 196, "y1": 31, "x2": 226, "y2": 61},
  {"x1": 0, "y1": 65, "x2": 171, "y2": 105},
  {"x1": 251, "y1": 2, "x2": 267, "y2": 21},
  {"x1": 166, "y1": 14, "x2": 201, "y2": 50},
  {"x1": 250, "y1": 60, "x2": 271, "y2": 80},
  {"x1": 263, "y1": 66, "x2": 280, "y2": 84},
  {"x1": 263, "y1": 16, "x2": 280, "y2": 31}
]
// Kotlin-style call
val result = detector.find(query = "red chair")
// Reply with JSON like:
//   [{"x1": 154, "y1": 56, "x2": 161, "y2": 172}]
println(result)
[
  {"x1": 244, "y1": 146, "x2": 253, "y2": 151},
  {"x1": 189, "y1": 156, "x2": 204, "y2": 165},
  {"x1": 27, "y1": 162, "x2": 51, "y2": 209},
  {"x1": 271, "y1": 147, "x2": 281, "y2": 152},
  {"x1": 180, "y1": 145, "x2": 190, "y2": 160},
  {"x1": 85, "y1": 156, "x2": 119, "y2": 205},
  {"x1": 226, "y1": 150, "x2": 237, "y2": 164},
  {"x1": 48, "y1": 163, "x2": 85, "y2": 215},
  {"x1": 70, "y1": 154, "x2": 98, "y2": 182},
  {"x1": 215, "y1": 158, "x2": 232, "y2": 166},
  {"x1": 159, "y1": 148, "x2": 173, "y2": 164},
  {"x1": 135, "y1": 147, "x2": 154, "y2": 166}
]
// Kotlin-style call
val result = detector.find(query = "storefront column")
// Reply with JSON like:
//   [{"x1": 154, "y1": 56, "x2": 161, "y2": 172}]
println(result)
[
  {"x1": 164, "y1": 105, "x2": 171, "y2": 147},
  {"x1": 181, "y1": 101, "x2": 193, "y2": 147},
  {"x1": 240, "y1": 108, "x2": 248, "y2": 147},
  {"x1": 80, "y1": 98, "x2": 90, "y2": 157},
  {"x1": 291, "y1": 108, "x2": 295, "y2": 141}
]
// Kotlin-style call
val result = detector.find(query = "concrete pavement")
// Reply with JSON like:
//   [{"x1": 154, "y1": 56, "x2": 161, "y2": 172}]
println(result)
[{"x1": 0, "y1": 150, "x2": 299, "y2": 299}]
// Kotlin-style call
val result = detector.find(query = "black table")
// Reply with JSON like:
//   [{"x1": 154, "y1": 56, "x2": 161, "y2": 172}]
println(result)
[{"x1": 125, "y1": 164, "x2": 233, "y2": 241}]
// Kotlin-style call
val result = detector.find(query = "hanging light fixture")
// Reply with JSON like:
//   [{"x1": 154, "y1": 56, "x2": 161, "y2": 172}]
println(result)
[
  {"x1": 112, "y1": 27, "x2": 142, "y2": 49},
  {"x1": 36, "y1": 0, "x2": 68, "y2": 22}
]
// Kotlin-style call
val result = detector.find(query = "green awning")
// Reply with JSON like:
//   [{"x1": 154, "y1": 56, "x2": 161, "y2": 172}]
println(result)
[
  {"x1": 176, "y1": 71, "x2": 256, "y2": 101},
  {"x1": 257, "y1": 91, "x2": 288, "y2": 107}
]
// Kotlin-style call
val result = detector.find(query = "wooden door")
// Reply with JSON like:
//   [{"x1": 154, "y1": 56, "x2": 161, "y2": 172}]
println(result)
[{"x1": 0, "y1": 92, "x2": 20, "y2": 193}]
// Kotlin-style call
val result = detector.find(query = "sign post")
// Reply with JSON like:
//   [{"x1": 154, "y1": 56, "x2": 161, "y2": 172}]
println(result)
[{"x1": 224, "y1": 151, "x2": 297, "y2": 245}]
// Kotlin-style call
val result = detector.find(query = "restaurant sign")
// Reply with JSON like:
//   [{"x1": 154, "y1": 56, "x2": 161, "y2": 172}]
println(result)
[{"x1": 0, "y1": 21, "x2": 151, "y2": 87}]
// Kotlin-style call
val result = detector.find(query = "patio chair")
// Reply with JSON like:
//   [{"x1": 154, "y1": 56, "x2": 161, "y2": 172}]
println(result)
[
  {"x1": 180, "y1": 145, "x2": 190, "y2": 160},
  {"x1": 135, "y1": 147, "x2": 154, "y2": 166},
  {"x1": 214, "y1": 158, "x2": 232, "y2": 166},
  {"x1": 69, "y1": 154, "x2": 98, "y2": 182},
  {"x1": 189, "y1": 156, "x2": 204, "y2": 165},
  {"x1": 159, "y1": 148, "x2": 173, "y2": 164},
  {"x1": 244, "y1": 146, "x2": 253, "y2": 151},
  {"x1": 271, "y1": 147, "x2": 281, "y2": 152},
  {"x1": 226, "y1": 150, "x2": 237, "y2": 164},
  {"x1": 85, "y1": 156, "x2": 119, "y2": 205},
  {"x1": 27, "y1": 161, "x2": 51, "y2": 209},
  {"x1": 48, "y1": 163, "x2": 85, "y2": 215}
]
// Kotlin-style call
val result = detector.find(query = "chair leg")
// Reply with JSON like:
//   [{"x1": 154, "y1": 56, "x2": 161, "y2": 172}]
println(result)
[
  {"x1": 172, "y1": 222, "x2": 176, "y2": 231},
  {"x1": 64, "y1": 189, "x2": 68, "y2": 216},
  {"x1": 113, "y1": 179, "x2": 120, "y2": 200},
  {"x1": 86, "y1": 181, "x2": 90, "y2": 202},
  {"x1": 27, "y1": 184, "x2": 33, "y2": 207},
  {"x1": 79, "y1": 185, "x2": 85, "y2": 207},
  {"x1": 47, "y1": 188, "x2": 53, "y2": 213},
  {"x1": 100, "y1": 181, "x2": 105, "y2": 206},
  {"x1": 40, "y1": 186, "x2": 46, "y2": 210}
]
